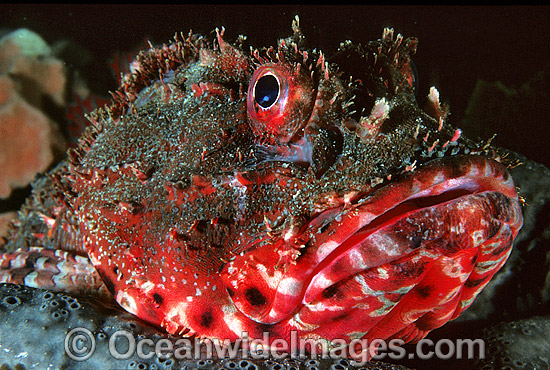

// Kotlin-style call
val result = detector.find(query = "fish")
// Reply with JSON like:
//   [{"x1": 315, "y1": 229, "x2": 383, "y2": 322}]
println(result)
[{"x1": 0, "y1": 16, "x2": 523, "y2": 360}]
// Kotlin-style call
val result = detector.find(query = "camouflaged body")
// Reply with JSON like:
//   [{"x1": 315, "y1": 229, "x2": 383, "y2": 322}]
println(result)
[{"x1": 0, "y1": 18, "x2": 522, "y2": 353}]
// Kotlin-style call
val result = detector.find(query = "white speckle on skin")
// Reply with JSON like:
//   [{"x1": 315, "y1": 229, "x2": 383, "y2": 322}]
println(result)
[
  {"x1": 316, "y1": 241, "x2": 339, "y2": 261},
  {"x1": 256, "y1": 263, "x2": 283, "y2": 289},
  {"x1": 305, "y1": 301, "x2": 346, "y2": 312},
  {"x1": 223, "y1": 307, "x2": 248, "y2": 337},
  {"x1": 277, "y1": 277, "x2": 302, "y2": 297},
  {"x1": 284, "y1": 229, "x2": 295, "y2": 242},
  {"x1": 348, "y1": 248, "x2": 368, "y2": 269},
  {"x1": 377, "y1": 267, "x2": 389, "y2": 280},
  {"x1": 139, "y1": 281, "x2": 155, "y2": 293},
  {"x1": 287, "y1": 313, "x2": 320, "y2": 332},
  {"x1": 472, "y1": 230, "x2": 484, "y2": 247},
  {"x1": 116, "y1": 291, "x2": 138, "y2": 315}
]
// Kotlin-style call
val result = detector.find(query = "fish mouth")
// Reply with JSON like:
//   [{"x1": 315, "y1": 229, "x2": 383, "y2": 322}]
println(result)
[
  {"x1": 300, "y1": 154, "x2": 523, "y2": 304},
  {"x1": 229, "y1": 154, "x2": 523, "y2": 326}
]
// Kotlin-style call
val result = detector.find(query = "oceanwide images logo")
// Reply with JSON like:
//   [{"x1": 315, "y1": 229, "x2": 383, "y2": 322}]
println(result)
[{"x1": 65, "y1": 328, "x2": 485, "y2": 363}]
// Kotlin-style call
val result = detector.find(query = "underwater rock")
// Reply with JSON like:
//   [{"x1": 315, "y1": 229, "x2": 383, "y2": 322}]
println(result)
[
  {"x1": 0, "y1": 283, "x2": 413, "y2": 370},
  {"x1": 475, "y1": 316, "x2": 550, "y2": 369}
]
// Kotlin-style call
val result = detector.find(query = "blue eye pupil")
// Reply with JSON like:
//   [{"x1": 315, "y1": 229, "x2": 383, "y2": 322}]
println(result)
[{"x1": 254, "y1": 74, "x2": 279, "y2": 108}]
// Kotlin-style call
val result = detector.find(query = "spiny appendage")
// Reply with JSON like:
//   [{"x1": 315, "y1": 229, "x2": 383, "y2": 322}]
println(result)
[
  {"x1": 108, "y1": 31, "x2": 203, "y2": 117},
  {"x1": 370, "y1": 28, "x2": 418, "y2": 96},
  {"x1": 66, "y1": 32, "x2": 204, "y2": 169},
  {"x1": 0, "y1": 247, "x2": 110, "y2": 299}
]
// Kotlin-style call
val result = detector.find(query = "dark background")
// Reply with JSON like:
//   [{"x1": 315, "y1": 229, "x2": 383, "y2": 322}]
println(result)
[{"x1": 2, "y1": 5, "x2": 549, "y2": 164}]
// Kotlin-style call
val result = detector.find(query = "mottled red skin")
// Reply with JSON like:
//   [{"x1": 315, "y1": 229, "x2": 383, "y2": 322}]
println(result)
[{"x1": 0, "y1": 20, "x2": 522, "y2": 356}]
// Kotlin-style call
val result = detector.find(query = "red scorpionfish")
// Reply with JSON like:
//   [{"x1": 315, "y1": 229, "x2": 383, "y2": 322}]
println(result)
[{"x1": 0, "y1": 18, "x2": 523, "y2": 356}]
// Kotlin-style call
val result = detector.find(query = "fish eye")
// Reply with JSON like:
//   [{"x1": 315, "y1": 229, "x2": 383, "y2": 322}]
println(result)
[
  {"x1": 246, "y1": 64, "x2": 313, "y2": 142},
  {"x1": 247, "y1": 67, "x2": 289, "y2": 118},
  {"x1": 254, "y1": 73, "x2": 280, "y2": 109}
]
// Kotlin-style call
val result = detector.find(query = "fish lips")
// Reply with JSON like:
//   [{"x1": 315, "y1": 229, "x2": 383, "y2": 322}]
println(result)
[{"x1": 228, "y1": 154, "x2": 523, "y2": 326}]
